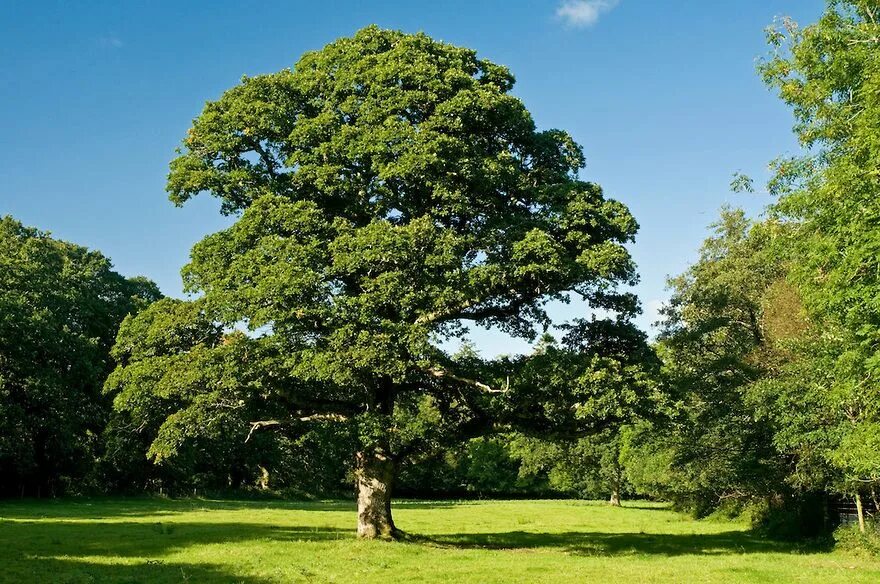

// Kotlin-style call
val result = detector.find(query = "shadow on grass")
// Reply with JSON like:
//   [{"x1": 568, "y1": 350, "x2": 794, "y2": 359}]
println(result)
[
  {"x1": 1, "y1": 519, "x2": 349, "y2": 583},
  {"x1": 0, "y1": 497, "x2": 357, "y2": 520},
  {"x1": 0, "y1": 520, "x2": 348, "y2": 556},
  {"x1": 2, "y1": 556, "x2": 266, "y2": 584},
  {"x1": 412, "y1": 529, "x2": 829, "y2": 556},
  {"x1": 615, "y1": 501, "x2": 674, "y2": 511}
]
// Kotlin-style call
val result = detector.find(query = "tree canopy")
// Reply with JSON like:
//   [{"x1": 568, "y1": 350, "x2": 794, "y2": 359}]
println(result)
[{"x1": 106, "y1": 26, "x2": 649, "y2": 538}]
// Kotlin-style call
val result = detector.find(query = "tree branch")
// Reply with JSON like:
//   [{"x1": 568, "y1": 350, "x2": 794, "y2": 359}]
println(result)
[
  {"x1": 416, "y1": 293, "x2": 535, "y2": 326},
  {"x1": 245, "y1": 413, "x2": 349, "y2": 442},
  {"x1": 427, "y1": 367, "x2": 509, "y2": 394}
]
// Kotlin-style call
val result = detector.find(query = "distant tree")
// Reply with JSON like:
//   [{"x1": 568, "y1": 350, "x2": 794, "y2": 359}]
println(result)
[
  {"x1": 638, "y1": 209, "x2": 792, "y2": 515},
  {"x1": 511, "y1": 320, "x2": 659, "y2": 506},
  {"x1": 514, "y1": 429, "x2": 632, "y2": 504},
  {"x1": 108, "y1": 26, "x2": 645, "y2": 538},
  {"x1": 0, "y1": 216, "x2": 159, "y2": 496}
]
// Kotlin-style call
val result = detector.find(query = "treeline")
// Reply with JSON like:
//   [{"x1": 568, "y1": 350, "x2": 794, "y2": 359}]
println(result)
[
  {"x1": 0, "y1": 217, "x2": 160, "y2": 497},
  {"x1": 621, "y1": 1, "x2": 880, "y2": 538},
  {"x1": 1, "y1": 0, "x2": 879, "y2": 544},
  {"x1": 0, "y1": 212, "x2": 646, "y2": 501},
  {"x1": 0, "y1": 217, "x2": 639, "y2": 501}
]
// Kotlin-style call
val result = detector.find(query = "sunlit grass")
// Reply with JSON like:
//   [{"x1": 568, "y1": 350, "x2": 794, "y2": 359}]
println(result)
[{"x1": 1, "y1": 498, "x2": 877, "y2": 583}]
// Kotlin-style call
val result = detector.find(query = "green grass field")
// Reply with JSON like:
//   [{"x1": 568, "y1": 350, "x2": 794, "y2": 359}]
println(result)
[{"x1": 1, "y1": 498, "x2": 877, "y2": 583}]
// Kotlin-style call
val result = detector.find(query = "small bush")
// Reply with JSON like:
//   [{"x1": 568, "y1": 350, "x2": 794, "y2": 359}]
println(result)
[{"x1": 834, "y1": 521, "x2": 880, "y2": 556}]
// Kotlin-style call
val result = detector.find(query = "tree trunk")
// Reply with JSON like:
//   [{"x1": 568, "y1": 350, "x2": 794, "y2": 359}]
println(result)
[
  {"x1": 355, "y1": 449, "x2": 397, "y2": 539},
  {"x1": 609, "y1": 454, "x2": 622, "y2": 507},
  {"x1": 609, "y1": 486, "x2": 621, "y2": 507},
  {"x1": 856, "y1": 492, "x2": 866, "y2": 534},
  {"x1": 257, "y1": 465, "x2": 270, "y2": 490}
]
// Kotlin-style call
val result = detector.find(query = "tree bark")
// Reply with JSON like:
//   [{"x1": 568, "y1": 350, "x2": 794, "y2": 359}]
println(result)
[
  {"x1": 609, "y1": 452, "x2": 622, "y2": 507},
  {"x1": 355, "y1": 449, "x2": 397, "y2": 539},
  {"x1": 856, "y1": 492, "x2": 866, "y2": 534},
  {"x1": 609, "y1": 485, "x2": 621, "y2": 507}
]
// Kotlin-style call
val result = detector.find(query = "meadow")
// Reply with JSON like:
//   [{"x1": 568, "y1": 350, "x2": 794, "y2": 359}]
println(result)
[{"x1": 1, "y1": 498, "x2": 877, "y2": 583}]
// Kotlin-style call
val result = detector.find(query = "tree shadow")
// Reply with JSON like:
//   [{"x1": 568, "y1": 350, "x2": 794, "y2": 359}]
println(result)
[
  {"x1": 0, "y1": 518, "x2": 349, "y2": 583},
  {"x1": 392, "y1": 500, "x2": 480, "y2": 510},
  {"x1": 0, "y1": 497, "x2": 478, "y2": 522},
  {"x1": 0, "y1": 519, "x2": 348, "y2": 557},
  {"x1": 615, "y1": 501, "x2": 675, "y2": 511},
  {"x1": 3, "y1": 556, "x2": 266, "y2": 584},
  {"x1": 412, "y1": 529, "x2": 829, "y2": 556}
]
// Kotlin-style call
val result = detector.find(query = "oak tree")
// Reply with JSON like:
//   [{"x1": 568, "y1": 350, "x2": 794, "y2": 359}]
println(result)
[{"x1": 109, "y1": 26, "x2": 641, "y2": 538}]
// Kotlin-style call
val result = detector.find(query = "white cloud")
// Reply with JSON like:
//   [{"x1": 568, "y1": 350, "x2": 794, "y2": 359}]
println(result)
[
  {"x1": 556, "y1": 0, "x2": 619, "y2": 28},
  {"x1": 98, "y1": 35, "x2": 124, "y2": 49}
]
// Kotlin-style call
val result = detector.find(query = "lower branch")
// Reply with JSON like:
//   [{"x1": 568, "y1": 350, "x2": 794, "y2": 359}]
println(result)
[
  {"x1": 245, "y1": 413, "x2": 348, "y2": 442},
  {"x1": 427, "y1": 367, "x2": 510, "y2": 394}
]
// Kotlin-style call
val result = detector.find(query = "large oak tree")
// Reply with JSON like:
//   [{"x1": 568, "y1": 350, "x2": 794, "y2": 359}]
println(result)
[{"x1": 108, "y1": 26, "x2": 645, "y2": 538}]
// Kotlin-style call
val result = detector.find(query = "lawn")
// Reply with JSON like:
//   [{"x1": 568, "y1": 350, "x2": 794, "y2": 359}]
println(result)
[{"x1": 1, "y1": 498, "x2": 877, "y2": 583}]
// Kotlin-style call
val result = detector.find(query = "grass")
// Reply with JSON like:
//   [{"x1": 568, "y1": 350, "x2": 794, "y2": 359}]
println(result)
[{"x1": 1, "y1": 498, "x2": 878, "y2": 583}]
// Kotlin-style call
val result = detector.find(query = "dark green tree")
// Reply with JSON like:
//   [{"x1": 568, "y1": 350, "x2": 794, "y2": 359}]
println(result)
[
  {"x1": 109, "y1": 26, "x2": 642, "y2": 538},
  {"x1": 0, "y1": 216, "x2": 159, "y2": 496},
  {"x1": 637, "y1": 209, "x2": 791, "y2": 515}
]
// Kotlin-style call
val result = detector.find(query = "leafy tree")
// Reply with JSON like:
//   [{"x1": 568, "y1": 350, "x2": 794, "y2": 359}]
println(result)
[
  {"x1": 0, "y1": 216, "x2": 159, "y2": 496},
  {"x1": 108, "y1": 26, "x2": 644, "y2": 538},
  {"x1": 758, "y1": 0, "x2": 880, "y2": 530},
  {"x1": 640, "y1": 209, "x2": 792, "y2": 515},
  {"x1": 511, "y1": 319, "x2": 660, "y2": 506},
  {"x1": 514, "y1": 429, "x2": 631, "y2": 504}
]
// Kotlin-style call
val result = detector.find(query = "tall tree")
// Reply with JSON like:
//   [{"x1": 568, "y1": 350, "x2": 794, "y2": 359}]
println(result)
[
  {"x1": 109, "y1": 26, "x2": 642, "y2": 538},
  {"x1": 759, "y1": 0, "x2": 880, "y2": 529},
  {"x1": 637, "y1": 209, "x2": 792, "y2": 515},
  {"x1": 0, "y1": 216, "x2": 159, "y2": 496}
]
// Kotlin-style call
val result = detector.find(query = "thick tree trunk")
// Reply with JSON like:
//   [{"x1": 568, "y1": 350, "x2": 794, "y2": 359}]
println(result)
[
  {"x1": 609, "y1": 486, "x2": 621, "y2": 507},
  {"x1": 609, "y1": 455, "x2": 622, "y2": 507},
  {"x1": 355, "y1": 449, "x2": 397, "y2": 539},
  {"x1": 856, "y1": 492, "x2": 866, "y2": 534}
]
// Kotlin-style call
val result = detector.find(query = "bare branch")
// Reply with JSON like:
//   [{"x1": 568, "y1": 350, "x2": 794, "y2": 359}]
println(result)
[
  {"x1": 245, "y1": 420, "x2": 282, "y2": 442},
  {"x1": 245, "y1": 413, "x2": 348, "y2": 442},
  {"x1": 298, "y1": 413, "x2": 349, "y2": 423},
  {"x1": 427, "y1": 367, "x2": 509, "y2": 394}
]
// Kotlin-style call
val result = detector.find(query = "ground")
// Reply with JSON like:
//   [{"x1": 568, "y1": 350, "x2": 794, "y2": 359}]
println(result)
[{"x1": 1, "y1": 498, "x2": 878, "y2": 583}]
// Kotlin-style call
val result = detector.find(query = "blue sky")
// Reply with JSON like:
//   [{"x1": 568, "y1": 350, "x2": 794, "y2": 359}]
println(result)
[{"x1": 1, "y1": 0, "x2": 824, "y2": 356}]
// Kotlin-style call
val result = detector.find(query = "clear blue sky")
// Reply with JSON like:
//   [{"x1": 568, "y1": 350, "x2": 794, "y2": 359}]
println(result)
[{"x1": 1, "y1": 0, "x2": 824, "y2": 356}]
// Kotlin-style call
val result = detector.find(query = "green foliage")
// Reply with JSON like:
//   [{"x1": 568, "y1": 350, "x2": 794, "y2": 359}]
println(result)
[
  {"x1": 835, "y1": 519, "x2": 880, "y2": 555},
  {"x1": 755, "y1": 0, "x2": 880, "y2": 502},
  {"x1": 513, "y1": 429, "x2": 631, "y2": 500},
  {"x1": 635, "y1": 209, "x2": 790, "y2": 514},
  {"x1": 107, "y1": 25, "x2": 648, "y2": 514},
  {"x1": 748, "y1": 493, "x2": 834, "y2": 540},
  {"x1": 101, "y1": 297, "x2": 356, "y2": 494},
  {"x1": 0, "y1": 216, "x2": 159, "y2": 495}
]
